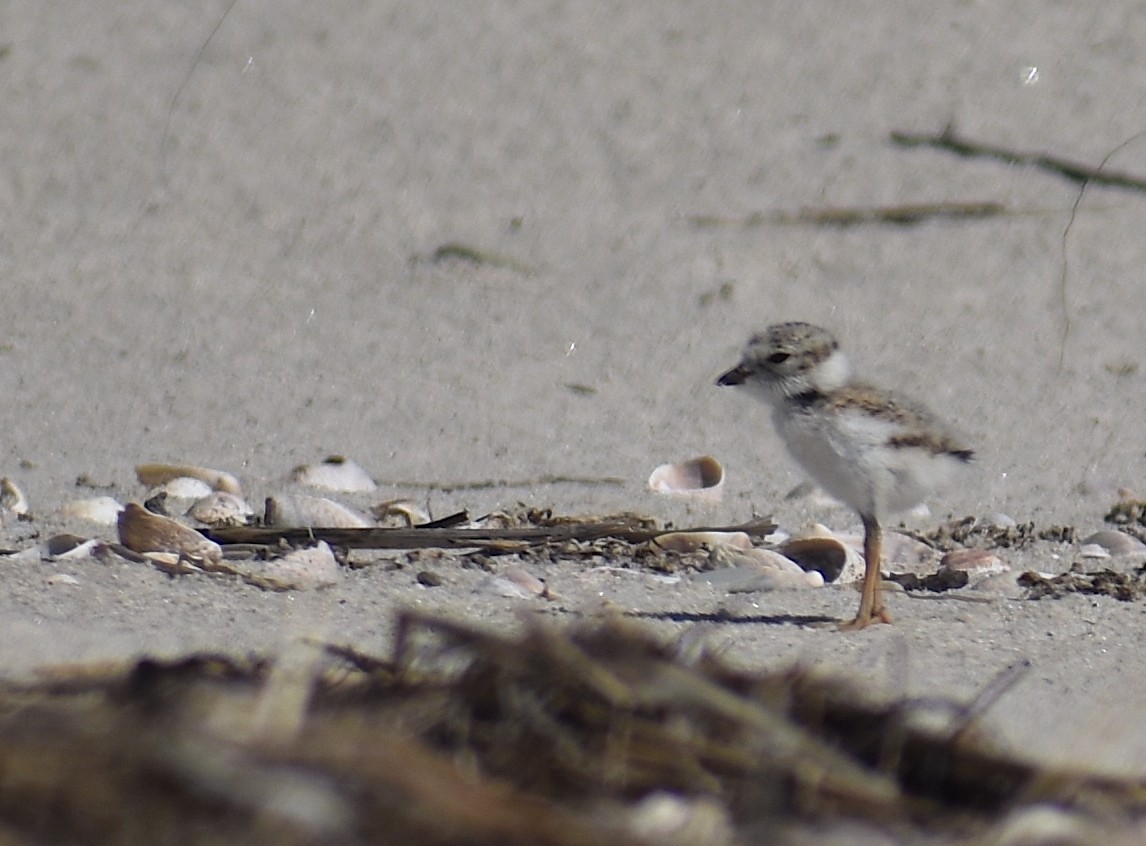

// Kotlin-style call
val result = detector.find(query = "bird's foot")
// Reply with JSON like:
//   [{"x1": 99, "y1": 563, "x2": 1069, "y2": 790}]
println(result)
[{"x1": 838, "y1": 606, "x2": 893, "y2": 632}]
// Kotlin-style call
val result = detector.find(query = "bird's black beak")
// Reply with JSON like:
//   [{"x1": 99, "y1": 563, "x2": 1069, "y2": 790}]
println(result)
[{"x1": 716, "y1": 365, "x2": 747, "y2": 387}]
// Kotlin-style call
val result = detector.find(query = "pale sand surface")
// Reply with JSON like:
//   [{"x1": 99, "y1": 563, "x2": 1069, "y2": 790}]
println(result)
[{"x1": 3, "y1": 0, "x2": 1146, "y2": 786}]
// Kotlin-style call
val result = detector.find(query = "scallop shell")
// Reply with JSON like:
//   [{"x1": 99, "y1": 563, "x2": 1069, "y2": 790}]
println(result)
[
  {"x1": 58, "y1": 496, "x2": 124, "y2": 526},
  {"x1": 701, "y1": 547, "x2": 824, "y2": 591},
  {"x1": 135, "y1": 463, "x2": 242, "y2": 496},
  {"x1": 241, "y1": 542, "x2": 341, "y2": 591},
  {"x1": 779, "y1": 527, "x2": 865, "y2": 584},
  {"x1": 648, "y1": 455, "x2": 724, "y2": 502},
  {"x1": 1080, "y1": 530, "x2": 1146, "y2": 558},
  {"x1": 186, "y1": 492, "x2": 256, "y2": 527},
  {"x1": 371, "y1": 499, "x2": 432, "y2": 527},
  {"x1": 654, "y1": 531, "x2": 752, "y2": 553},
  {"x1": 264, "y1": 495, "x2": 372, "y2": 529},
  {"x1": 939, "y1": 548, "x2": 1008, "y2": 577},
  {"x1": 0, "y1": 477, "x2": 29, "y2": 517},
  {"x1": 117, "y1": 503, "x2": 222, "y2": 564},
  {"x1": 290, "y1": 455, "x2": 377, "y2": 493},
  {"x1": 146, "y1": 477, "x2": 214, "y2": 501}
]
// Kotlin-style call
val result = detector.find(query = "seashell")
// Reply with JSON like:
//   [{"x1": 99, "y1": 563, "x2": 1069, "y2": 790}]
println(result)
[
  {"x1": 141, "y1": 551, "x2": 203, "y2": 575},
  {"x1": 290, "y1": 455, "x2": 377, "y2": 493},
  {"x1": 475, "y1": 569, "x2": 556, "y2": 599},
  {"x1": 55, "y1": 539, "x2": 106, "y2": 561},
  {"x1": 241, "y1": 542, "x2": 341, "y2": 591},
  {"x1": 371, "y1": 498, "x2": 432, "y2": 527},
  {"x1": 45, "y1": 534, "x2": 90, "y2": 557},
  {"x1": 624, "y1": 792, "x2": 733, "y2": 846},
  {"x1": 703, "y1": 546, "x2": 824, "y2": 590},
  {"x1": 47, "y1": 573, "x2": 80, "y2": 587},
  {"x1": 1080, "y1": 530, "x2": 1146, "y2": 558},
  {"x1": 58, "y1": 496, "x2": 123, "y2": 526},
  {"x1": 117, "y1": 503, "x2": 222, "y2": 564},
  {"x1": 939, "y1": 548, "x2": 1007, "y2": 577},
  {"x1": 502, "y1": 566, "x2": 556, "y2": 599},
  {"x1": 186, "y1": 492, "x2": 256, "y2": 527},
  {"x1": 779, "y1": 526, "x2": 864, "y2": 584},
  {"x1": 654, "y1": 531, "x2": 752, "y2": 553},
  {"x1": 648, "y1": 455, "x2": 724, "y2": 502},
  {"x1": 146, "y1": 477, "x2": 214, "y2": 501},
  {"x1": 0, "y1": 477, "x2": 30, "y2": 517},
  {"x1": 135, "y1": 463, "x2": 242, "y2": 496},
  {"x1": 264, "y1": 495, "x2": 372, "y2": 529}
]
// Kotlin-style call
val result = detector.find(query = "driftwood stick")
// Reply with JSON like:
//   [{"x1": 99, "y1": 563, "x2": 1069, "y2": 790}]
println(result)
[{"x1": 201, "y1": 519, "x2": 777, "y2": 551}]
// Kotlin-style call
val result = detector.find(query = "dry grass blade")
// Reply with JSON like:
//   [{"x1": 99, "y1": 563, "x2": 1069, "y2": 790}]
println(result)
[{"x1": 0, "y1": 613, "x2": 1145, "y2": 843}]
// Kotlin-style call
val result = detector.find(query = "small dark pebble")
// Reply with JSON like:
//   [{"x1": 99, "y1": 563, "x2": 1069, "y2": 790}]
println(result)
[{"x1": 416, "y1": 570, "x2": 444, "y2": 587}]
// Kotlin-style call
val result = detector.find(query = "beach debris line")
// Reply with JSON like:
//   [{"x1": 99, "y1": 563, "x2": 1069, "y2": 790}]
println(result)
[{"x1": 1, "y1": 612, "x2": 1144, "y2": 844}]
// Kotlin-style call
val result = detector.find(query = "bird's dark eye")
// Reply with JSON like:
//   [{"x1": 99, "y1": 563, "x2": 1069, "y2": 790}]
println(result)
[{"x1": 766, "y1": 352, "x2": 790, "y2": 364}]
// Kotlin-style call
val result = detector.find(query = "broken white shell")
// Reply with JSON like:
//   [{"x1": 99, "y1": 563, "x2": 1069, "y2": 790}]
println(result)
[
  {"x1": 146, "y1": 477, "x2": 214, "y2": 502},
  {"x1": 58, "y1": 497, "x2": 124, "y2": 526},
  {"x1": 371, "y1": 499, "x2": 432, "y2": 527},
  {"x1": 186, "y1": 492, "x2": 256, "y2": 527},
  {"x1": 648, "y1": 455, "x2": 724, "y2": 502},
  {"x1": 290, "y1": 456, "x2": 377, "y2": 493},
  {"x1": 0, "y1": 477, "x2": 29, "y2": 517},
  {"x1": 135, "y1": 463, "x2": 242, "y2": 496},
  {"x1": 700, "y1": 547, "x2": 824, "y2": 591},
  {"x1": 117, "y1": 503, "x2": 222, "y2": 564},
  {"x1": 241, "y1": 542, "x2": 341, "y2": 591},
  {"x1": 654, "y1": 531, "x2": 752, "y2": 553},
  {"x1": 779, "y1": 526, "x2": 865, "y2": 584},
  {"x1": 264, "y1": 495, "x2": 372, "y2": 529},
  {"x1": 54, "y1": 539, "x2": 105, "y2": 561}
]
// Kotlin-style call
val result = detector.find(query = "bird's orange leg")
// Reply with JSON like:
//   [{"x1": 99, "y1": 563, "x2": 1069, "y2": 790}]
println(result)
[{"x1": 839, "y1": 515, "x2": 893, "y2": 631}]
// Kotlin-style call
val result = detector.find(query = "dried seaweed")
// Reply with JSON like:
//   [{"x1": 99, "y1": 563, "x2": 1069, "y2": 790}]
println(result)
[
  {"x1": 1, "y1": 613, "x2": 1145, "y2": 844},
  {"x1": 1018, "y1": 566, "x2": 1146, "y2": 602}
]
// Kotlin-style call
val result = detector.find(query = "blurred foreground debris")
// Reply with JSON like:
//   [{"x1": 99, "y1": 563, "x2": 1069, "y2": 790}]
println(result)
[{"x1": 1, "y1": 612, "x2": 1145, "y2": 844}]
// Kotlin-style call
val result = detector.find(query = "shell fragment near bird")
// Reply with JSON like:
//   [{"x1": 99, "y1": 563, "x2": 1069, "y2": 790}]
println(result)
[
  {"x1": 264, "y1": 495, "x2": 373, "y2": 529},
  {"x1": 779, "y1": 525, "x2": 865, "y2": 584},
  {"x1": 699, "y1": 546, "x2": 824, "y2": 591},
  {"x1": 654, "y1": 531, "x2": 752, "y2": 553},
  {"x1": 186, "y1": 492, "x2": 256, "y2": 527},
  {"x1": 1079, "y1": 530, "x2": 1146, "y2": 558},
  {"x1": 58, "y1": 497, "x2": 124, "y2": 526},
  {"x1": 939, "y1": 548, "x2": 1008, "y2": 578},
  {"x1": 135, "y1": 463, "x2": 242, "y2": 496},
  {"x1": 240, "y1": 542, "x2": 341, "y2": 591},
  {"x1": 117, "y1": 503, "x2": 222, "y2": 564},
  {"x1": 145, "y1": 476, "x2": 214, "y2": 503},
  {"x1": 648, "y1": 455, "x2": 724, "y2": 501},
  {"x1": 0, "y1": 478, "x2": 29, "y2": 517},
  {"x1": 290, "y1": 456, "x2": 377, "y2": 493},
  {"x1": 371, "y1": 499, "x2": 432, "y2": 527}
]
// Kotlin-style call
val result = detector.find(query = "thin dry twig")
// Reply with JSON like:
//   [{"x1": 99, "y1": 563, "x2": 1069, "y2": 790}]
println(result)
[{"x1": 891, "y1": 125, "x2": 1146, "y2": 192}]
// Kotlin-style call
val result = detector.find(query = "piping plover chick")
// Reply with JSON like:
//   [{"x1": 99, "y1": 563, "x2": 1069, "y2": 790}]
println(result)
[{"x1": 716, "y1": 322, "x2": 972, "y2": 630}]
